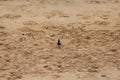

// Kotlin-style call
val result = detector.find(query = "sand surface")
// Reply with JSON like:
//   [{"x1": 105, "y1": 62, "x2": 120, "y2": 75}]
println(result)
[{"x1": 0, "y1": 0, "x2": 120, "y2": 80}]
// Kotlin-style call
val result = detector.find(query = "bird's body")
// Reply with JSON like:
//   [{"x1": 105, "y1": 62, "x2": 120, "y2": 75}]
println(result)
[
  {"x1": 57, "y1": 39, "x2": 61, "y2": 45},
  {"x1": 56, "y1": 39, "x2": 62, "y2": 49}
]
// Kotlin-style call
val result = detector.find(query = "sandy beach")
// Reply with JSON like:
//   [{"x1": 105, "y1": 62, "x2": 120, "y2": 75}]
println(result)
[{"x1": 0, "y1": 0, "x2": 120, "y2": 80}]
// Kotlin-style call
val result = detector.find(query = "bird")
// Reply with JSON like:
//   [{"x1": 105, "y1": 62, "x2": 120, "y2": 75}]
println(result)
[{"x1": 57, "y1": 39, "x2": 61, "y2": 46}]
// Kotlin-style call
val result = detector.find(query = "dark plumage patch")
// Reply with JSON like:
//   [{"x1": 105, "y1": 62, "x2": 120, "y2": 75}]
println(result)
[{"x1": 57, "y1": 39, "x2": 61, "y2": 45}]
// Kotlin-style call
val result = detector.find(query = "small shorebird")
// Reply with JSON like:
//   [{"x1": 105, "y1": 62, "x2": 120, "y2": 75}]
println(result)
[{"x1": 57, "y1": 39, "x2": 61, "y2": 48}]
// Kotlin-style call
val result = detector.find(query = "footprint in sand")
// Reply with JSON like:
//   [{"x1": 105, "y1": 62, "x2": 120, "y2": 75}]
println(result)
[
  {"x1": 93, "y1": 20, "x2": 110, "y2": 26},
  {"x1": 18, "y1": 27, "x2": 35, "y2": 32},
  {"x1": 100, "y1": 14, "x2": 109, "y2": 20},
  {"x1": 52, "y1": 74, "x2": 61, "y2": 79},
  {"x1": 0, "y1": 25, "x2": 7, "y2": 46},
  {"x1": 0, "y1": 0, "x2": 10, "y2": 1},
  {"x1": 85, "y1": 0, "x2": 106, "y2": 4},
  {"x1": 86, "y1": 0, "x2": 119, "y2": 4},
  {"x1": 1, "y1": 14, "x2": 21, "y2": 19},
  {"x1": 76, "y1": 14, "x2": 91, "y2": 20},
  {"x1": 115, "y1": 21, "x2": 120, "y2": 27},
  {"x1": 17, "y1": 27, "x2": 46, "y2": 42},
  {"x1": 0, "y1": 25, "x2": 5, "y2": 30},
  {"x1": 23, "y1": 21, "x2": 38, "y2": 25},
  {"x1": 44, "y1": 10, "x2": 65, "y2": 19},
  {"x1": 0, "y1": 31, "x2": 8, "y2": 42},
  {"x1": 18, "y1": 27, "x2": 46, "y2": 35},
  {"x1": 0, "y1": 26, "x2": 8, "y2": 38}
]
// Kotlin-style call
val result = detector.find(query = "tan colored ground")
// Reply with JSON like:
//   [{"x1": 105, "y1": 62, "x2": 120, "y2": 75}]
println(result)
[{"x1": 0, "y1": 0, "x2": 120, "y2": 80}]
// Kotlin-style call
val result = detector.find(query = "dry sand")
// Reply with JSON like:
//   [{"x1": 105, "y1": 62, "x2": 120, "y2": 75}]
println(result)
[{"x1": 0, "y1": 0, "x2": 120, "y2": 80}]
